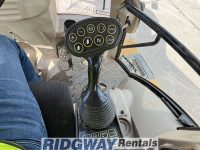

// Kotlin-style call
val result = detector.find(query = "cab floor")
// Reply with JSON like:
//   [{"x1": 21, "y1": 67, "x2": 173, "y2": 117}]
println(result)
[
  {"x1": 21, "y1": 41, "x2": 127, "y2": 101},
  {"x1": 51, "y1": 56, "x2": 128, "y2": 101}
]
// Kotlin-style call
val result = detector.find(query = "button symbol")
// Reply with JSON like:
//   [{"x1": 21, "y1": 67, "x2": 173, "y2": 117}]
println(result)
[
  {"x1": 69, "y1": 33, "x2": 77, "y2": 42},
  {"x1": 87, "y1": 24, "x2": 95, "y2": 33},
  {"x1": 83, "y1": 37, "x2": 93, "y2": 47},
  {"x1": 108, "y1": 25, "x2": 117, "y2": 34},
  {"x1": 74, "y1": 43, "x2": 84, "y2": 53},
  {"x1": 97, "y1": 23, "x2": 106, "y2": 33},
  {"x1": 77, "y1": 27, "x2": 85, "y2": 36},
  {"x1": 94, "y1": 35, "x2": 104, "y2": 46},
  {"x1": 106, "y1": 35, "x2": 115, "y2": 44}
]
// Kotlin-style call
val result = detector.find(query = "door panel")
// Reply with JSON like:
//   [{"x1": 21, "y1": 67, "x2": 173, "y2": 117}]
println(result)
[{"x1": 120, "y1": 79, "x2": 182, "y2": 137}]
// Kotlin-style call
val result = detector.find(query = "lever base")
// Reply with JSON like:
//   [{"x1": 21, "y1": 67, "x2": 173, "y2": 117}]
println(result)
[
  {"x1": 79, "y1": 90, "x2": 116, "y2": 129},
  {"x1": 75, "y1": 103, "x2": 122, "y2": 138}
]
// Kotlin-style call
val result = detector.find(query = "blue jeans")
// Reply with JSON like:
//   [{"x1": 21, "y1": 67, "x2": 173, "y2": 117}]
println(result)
[{"x1": 0, "y1": 35, "x2": 47, "y2": 149}]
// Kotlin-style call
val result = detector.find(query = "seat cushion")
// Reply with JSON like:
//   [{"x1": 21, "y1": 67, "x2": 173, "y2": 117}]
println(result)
[{"x1": 29, "y1": 81, "x2": 75, "y2": 137}]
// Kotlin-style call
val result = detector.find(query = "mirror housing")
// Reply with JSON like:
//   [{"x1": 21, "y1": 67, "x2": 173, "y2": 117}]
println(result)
[{"x1": 110, "y1": 0, "x2": 144, "y2": 33}]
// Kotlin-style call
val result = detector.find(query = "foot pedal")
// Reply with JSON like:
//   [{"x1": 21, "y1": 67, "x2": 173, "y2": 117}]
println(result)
[{"x1": 57, "y1": 41, "x2": 73, "y2": 70}]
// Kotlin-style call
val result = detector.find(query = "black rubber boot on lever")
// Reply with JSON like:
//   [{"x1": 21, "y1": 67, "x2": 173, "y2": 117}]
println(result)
[{"x1": 79, "y1": 54, "x2": 115, "y2": 129}]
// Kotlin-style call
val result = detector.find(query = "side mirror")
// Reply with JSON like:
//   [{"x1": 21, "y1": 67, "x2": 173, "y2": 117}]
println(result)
[{"x1": 110, "y1": 0, "x2": 144, "y2": 33}]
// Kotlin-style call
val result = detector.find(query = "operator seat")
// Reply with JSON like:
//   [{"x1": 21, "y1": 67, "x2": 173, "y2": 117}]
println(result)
[{"x1": 29, "y1": 81, "x2": 76, "y2": 137}]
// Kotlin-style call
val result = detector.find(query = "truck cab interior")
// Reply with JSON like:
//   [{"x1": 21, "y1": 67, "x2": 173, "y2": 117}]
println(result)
[{"x1": 0, "y1": 0, "x2": 200, "y2": 149}]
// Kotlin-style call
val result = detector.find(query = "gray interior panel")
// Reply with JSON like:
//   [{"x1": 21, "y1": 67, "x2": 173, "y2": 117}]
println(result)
[{"x1": 121, "y1": 79, "x2": 183, "y2": 137}]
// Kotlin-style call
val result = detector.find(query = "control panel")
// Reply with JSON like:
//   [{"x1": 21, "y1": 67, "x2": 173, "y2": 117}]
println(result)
[{"x1": 65, "y1": 17, "x2": 123, "y2": 57}]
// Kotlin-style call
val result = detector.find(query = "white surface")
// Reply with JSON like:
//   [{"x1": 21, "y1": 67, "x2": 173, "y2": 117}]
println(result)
[
  {"x1": 109, "y1": 88, "x2": 134, "y2": 137},
  {"x1": 123, "y1": 79, "x2": 182, "y2": 137},
  {"x1": 51, "y1": 0, "x2": 111, "y2": 35},
  {"x1": 56, "y1": 0, "x2": 110, "y2": 16},
  {"x1": 0, "y1": 0, "x2": 48, "y2": 21}
]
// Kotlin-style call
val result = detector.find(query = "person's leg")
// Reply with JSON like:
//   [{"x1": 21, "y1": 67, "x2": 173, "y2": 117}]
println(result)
[
  {"x1": 0, "y1": 35, "x2": 47, "y2": 149},
  {"x1": 12, "y1": 39, "x2": 41, "y2": 82}
]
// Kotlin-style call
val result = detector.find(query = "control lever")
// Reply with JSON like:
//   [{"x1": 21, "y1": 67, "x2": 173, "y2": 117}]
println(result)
[
  {"x1": 64, "y1": 17, "x2": 123, "y2": 129},
  {"x1": 79, "y1": 54, "x2": 115, "y2": 129}
]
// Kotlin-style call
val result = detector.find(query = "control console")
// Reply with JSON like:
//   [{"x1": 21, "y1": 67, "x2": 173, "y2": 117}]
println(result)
[
  {"x1": 65, "y1": 17, "x2": 123, "y2": 136},
  {"x1": 65, "y1": 17, "x2": 122, "y2": 57}
]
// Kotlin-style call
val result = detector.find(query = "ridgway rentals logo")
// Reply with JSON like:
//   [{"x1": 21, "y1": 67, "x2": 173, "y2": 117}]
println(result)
[{"x1": 42, "y1": 138, "x2": 158, "y2": 150}]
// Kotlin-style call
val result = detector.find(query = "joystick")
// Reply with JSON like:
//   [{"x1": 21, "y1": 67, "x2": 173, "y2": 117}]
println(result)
[
  {"x1": 65, "y1": 17, "x2": 123, "y2": 130},
  {"x1": 79, "y1": 55, "x2": 116, "y2": 129}
]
